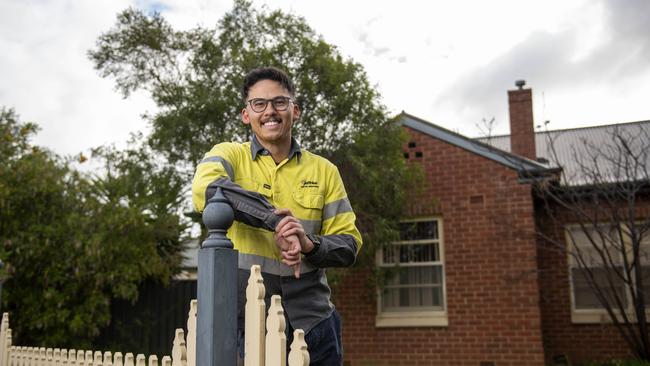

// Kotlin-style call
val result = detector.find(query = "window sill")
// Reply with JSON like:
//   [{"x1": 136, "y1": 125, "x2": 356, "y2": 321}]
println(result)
[
  {"x1": 375, "y1": 311, "x2": 448, "y2": 327},
  {"x1": 571, "y1": 310, "x2": 650, "y2": 324}
]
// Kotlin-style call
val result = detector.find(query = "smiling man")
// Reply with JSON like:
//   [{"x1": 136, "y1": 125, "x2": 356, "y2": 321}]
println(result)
[{"x1": 192, "y1": 67, "x2": 362, "y2": 365}]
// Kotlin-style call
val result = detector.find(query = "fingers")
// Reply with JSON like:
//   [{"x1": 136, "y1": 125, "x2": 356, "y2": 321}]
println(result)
[
  {"x1": 275, "y1": 214, "x2": 302, "y2": 234},
  {"x1": 280, "y1": 227, "x2": 304, "y2": 238},
  {"x1": 294, "y1": 263, "x2": 301, "y2": 279},
  {"x1": 274, "y1": 208, "x2": 293, "y2": 216}
]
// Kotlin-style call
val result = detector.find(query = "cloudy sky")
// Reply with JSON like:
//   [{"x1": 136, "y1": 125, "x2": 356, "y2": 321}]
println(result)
[{"x1": 1, "y1": 0, "x2": 649, "y2": 157}]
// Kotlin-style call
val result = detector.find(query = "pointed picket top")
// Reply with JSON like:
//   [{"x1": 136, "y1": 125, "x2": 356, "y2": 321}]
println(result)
[
  {"x1": 93, "y1": 350, "x2": 103, "y2": 366},
  {"x1": 245, "y1": 264, "x2": 265, "y2": 366},
  {"x1": 147, "y1": 355, "x2": 158, "y2": 366},
  {"x1": 113, "y1": 352, "x2": 124, "y2": 366},
  {"x1": 288, "y1": 330, "x2": 309, "y2": 366},
  {"x1": 135, "y1": 354, "x2": 146, "y2": 366},
  {"x1": 125, "y1": 352, "x2": 135, "y2": 366},
  {"x1": 103, "y1": 351, "x2": 113, "y2": 366},
  {"x1": 171, "y1": 329, "x2": 187, "y2": 366},
  {"x1": 9, "y1": 346, "x2": 15, "y2": 364},
  {"x1": 83, "y1": 350, "x2": 92, "y2": 366},
  {"x1": 1, "y1": 328, "x2": 14, "y2": 366},
  {"x1": 3, "y1": 329, "x2": 11, "y2": 366},
  {"x1": 76, "y1": 349, "x2": 85, "y2": 364},
  {"x1": 265, "y1": 295, "x2": 287, "y2": 366},
  {"x1": 61, "y1": 349, "x2": 68, "y2": 365},
  {"x1": 68, "y1": 349, "x2": 77, "y2": 364},
  {"x1": 0, "y1": 312, "x2": 7, "y2": 364},
  {"x1": 161, "y1": 356, "x2": 171, "y2": 366},
  {"x1": 186, "y1": 300, "x2": 196, "y2": 366}
]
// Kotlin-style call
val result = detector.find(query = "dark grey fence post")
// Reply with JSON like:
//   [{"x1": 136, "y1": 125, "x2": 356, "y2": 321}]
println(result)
[{"x1": 197, "y1": 187, "x2": 238, "y2": 366}]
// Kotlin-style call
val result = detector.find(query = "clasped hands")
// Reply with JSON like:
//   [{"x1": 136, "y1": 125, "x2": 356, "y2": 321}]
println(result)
[{"x1": 273, "y1": 209, "x2": 314, "y2": 279}]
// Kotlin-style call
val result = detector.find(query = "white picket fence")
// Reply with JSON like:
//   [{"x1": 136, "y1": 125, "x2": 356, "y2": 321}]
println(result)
[{"x1": 0, "y1": 265, "x2": 308, "y2": 366}]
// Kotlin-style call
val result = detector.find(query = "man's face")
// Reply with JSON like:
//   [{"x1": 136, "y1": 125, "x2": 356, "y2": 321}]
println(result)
[{"x1": 241, "y1": 79, "x2": 300, "y2": 147}]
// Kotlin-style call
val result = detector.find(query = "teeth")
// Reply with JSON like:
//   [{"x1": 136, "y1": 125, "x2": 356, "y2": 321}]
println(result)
[{"x1": 263, "y1": 120, "x2": 280, "y2": 126}]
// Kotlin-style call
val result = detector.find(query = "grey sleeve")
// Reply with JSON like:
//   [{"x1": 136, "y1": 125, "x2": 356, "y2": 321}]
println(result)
[
  {"x1": 303, "y1": 234, "x2": 358, "y2": 268},
  {"x1": 205, "y1": 177, "x2": 284, "y2": 231}
]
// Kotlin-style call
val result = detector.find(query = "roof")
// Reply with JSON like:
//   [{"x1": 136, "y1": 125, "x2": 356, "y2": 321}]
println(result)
[
  {"x1": 398, "y1": 112, "x2": 556, "y2": 180},
  {"x1": 475, "y1": 120, "x2": 650, "y2": 186}
]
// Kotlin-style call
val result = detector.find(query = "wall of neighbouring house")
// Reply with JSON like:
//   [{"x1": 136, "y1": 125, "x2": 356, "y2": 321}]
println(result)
[
  {"x1": 536, "y1": 196, "x2": 650, "y2": 364},
  {"x1": 335, "y1": 126, "x2": 546, "y2": 366}
]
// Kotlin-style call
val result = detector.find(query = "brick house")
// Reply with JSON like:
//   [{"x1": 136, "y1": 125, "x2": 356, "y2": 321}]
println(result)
[{"x1": 336, "y1": 83, "x2": 650, "y2": 365}]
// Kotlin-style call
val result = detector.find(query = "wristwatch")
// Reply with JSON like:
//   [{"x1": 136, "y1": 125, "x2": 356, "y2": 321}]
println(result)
[{"x1": 304, "y1": 234, "x2": 321, "y2": 255}]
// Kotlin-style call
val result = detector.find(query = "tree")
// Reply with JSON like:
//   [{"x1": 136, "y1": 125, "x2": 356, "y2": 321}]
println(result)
[
  {"x1": 88, "y1": 1, "x2": 418, "y2": 276},
  {"x1": 0, "y1": 108, "x2": 187, "y2": 346},
  {"x1": 534, "y1": 123, "x2": 650, "y2": 359}
]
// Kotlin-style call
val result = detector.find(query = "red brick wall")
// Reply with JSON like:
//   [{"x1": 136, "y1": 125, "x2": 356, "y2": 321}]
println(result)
[
  {"x1": 536, "y1": 198, "x2": 650, "y2": 364},
  {"x1": 335, "y1": 127, "x2": 546, "y2": 365}
]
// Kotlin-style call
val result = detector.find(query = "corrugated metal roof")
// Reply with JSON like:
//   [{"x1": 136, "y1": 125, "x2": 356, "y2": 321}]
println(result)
[
  {"x1": 475, "y1": 120, "x2": 650, "y2": 186},
  {"x1": 399, "y1": 112, "x2": 555, "y2": 180}
]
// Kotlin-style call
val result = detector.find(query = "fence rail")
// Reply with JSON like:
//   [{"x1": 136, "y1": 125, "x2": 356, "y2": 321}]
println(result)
[{"x1": 0, "y1": 265, "x2": 308, "y2": 366}]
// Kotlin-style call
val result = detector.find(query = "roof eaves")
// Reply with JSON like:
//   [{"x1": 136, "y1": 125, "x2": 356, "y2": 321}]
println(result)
[{"x1": 399, "y1": 112, "x2": 554, "y2": 176}]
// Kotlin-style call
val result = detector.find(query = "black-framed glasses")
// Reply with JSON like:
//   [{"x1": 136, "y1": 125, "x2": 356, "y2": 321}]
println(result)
[{"x1": 246, "y1": 96, "x2": 293, "y2": 113}]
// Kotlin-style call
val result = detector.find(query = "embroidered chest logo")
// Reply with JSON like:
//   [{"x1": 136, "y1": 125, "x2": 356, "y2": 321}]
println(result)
[{"x1": 300, "y1": 180, "x2": 319, "y2": 189}]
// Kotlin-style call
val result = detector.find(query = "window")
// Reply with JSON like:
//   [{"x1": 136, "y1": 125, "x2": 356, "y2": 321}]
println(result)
[
  {"x1": 376, "y1": 218, "x2": 447, "y2": 327},
  {"x1": 567, "y1": 224, "x2": 650, "y2": 323}
]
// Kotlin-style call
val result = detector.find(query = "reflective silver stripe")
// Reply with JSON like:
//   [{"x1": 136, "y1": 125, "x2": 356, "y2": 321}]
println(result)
[
  {"x1": 322, "y1": 197, "x2": 352, "y2": 221},
  {"x1": 238, "y1": 252, "x2": 317, "y2": 276},
  {"x1": 301, "y1": 219, "x2": 321, "y2": 235},
  {"x1": 199, "y1": 156, "x2": 235, "y2": 180}
]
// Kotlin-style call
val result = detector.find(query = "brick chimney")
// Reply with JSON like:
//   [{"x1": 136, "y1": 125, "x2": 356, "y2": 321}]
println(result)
[{"x1": 508, "y1": 80, "x2": 536, "y2": 160}]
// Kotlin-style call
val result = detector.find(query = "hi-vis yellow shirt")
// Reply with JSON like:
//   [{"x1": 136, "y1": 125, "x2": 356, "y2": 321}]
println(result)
[
  {"x1": 192, "y1": 137, "x2": 362, "y2": 332},
  {"x1": 192, "y1": 138, "x2": 362, "y2": 270}
]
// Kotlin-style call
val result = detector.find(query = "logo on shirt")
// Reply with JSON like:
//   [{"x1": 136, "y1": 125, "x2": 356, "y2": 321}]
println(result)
[{"x1": 300, "y1": 180, "x2": 319, "y2": 189}]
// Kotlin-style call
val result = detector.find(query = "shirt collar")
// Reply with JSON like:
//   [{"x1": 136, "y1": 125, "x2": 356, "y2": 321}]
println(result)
[{"x1": 250, "y1": 134, "x2": 302, "y2": 162}]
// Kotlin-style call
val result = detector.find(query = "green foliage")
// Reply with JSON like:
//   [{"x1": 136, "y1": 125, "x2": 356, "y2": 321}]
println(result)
[
  {"x1": 0, "y1": 108, "x2": 187, "y2": 346},
  {"x1": 89, "y1": 1, "x2": 419, "y2": 280}
]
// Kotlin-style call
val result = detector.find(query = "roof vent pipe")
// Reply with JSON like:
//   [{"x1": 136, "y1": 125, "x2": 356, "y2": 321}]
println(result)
[{"x1": 515, "y1": 79, "x2": 526, "y2": 90}]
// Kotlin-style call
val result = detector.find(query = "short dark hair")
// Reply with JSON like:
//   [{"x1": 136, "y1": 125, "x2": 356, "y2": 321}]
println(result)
[{"x1": 241, "y1": 67, "x2": 296, "y2": 102}]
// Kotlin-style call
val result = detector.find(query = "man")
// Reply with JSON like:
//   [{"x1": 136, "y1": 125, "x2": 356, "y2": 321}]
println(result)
[{"x1": 192, "y1": 66, "x2": 362, "y2": 365}]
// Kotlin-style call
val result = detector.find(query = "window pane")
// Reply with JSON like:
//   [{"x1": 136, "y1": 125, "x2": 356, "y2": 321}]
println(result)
[
  {"x1": 386, "y1": 266, "x2": 442, "y2": 286},
  {"x1": 383, "y1": 243, "x2": 439, "y2": 264},
  {"x1": 572, "y1": 267, "x2": 627, "y2": 309},
  {"x1": 382, "y1": 286, "x2": 444, "y2": 310},
  {"x1": 417, "y1": 221, "x2": 437, "y2": 240},
  {"x1": 642, "y1": 266, "x2": 650, "y2": 304},
  {"x1": 568, "y1": 226, "x2": 622, "y2": 266},
  {"x1": 399, "y1": 222, "x2": 417, "y2": 241},
  {"x1": 398, "y1": 221, "x2": 438, "y2": 241}
]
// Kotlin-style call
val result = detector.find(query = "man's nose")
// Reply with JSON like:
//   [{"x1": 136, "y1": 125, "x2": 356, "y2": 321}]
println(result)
[{"x1": 263, "y1": 101, "x2": 278, "y2": 114}]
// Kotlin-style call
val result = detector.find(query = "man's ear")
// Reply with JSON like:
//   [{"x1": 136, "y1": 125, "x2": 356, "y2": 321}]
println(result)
[
  {"x1": 292, "y1": 103, "x2": 301, "y2": 121},
  {"x1": 241, "y1": 107, "x2": 250, "y2": 125}
]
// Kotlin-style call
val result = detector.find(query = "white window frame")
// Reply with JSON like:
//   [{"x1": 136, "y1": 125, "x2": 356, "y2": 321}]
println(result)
[
  {"x1": 375, "y1": 217, "x2": 448, "y2": 327},
  {"x1": 567, "y1": 223, "x2": 650, "y2": 324}
]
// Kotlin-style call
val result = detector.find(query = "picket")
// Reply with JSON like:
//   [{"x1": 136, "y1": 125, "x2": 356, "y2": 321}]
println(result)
[
  {"x1": 170, "y1": 330, "x2": 186, "y2": 366},
  {"x1": 124, "y1": 353, "x2": 134, "y2": 366},
  {"x1": 146, "y1": 355, "x2": 157, "y2": 366},
  {"x1": 112, "y1": 352, "x2": 122, "y2": 366},
  {"x1": 245, "y1": 265, "x2": 265, "y2": 366},
  {"x1": 287, "y1": 330, "x2": 309, "y2": 366},
  {"x1": 185, "y1": 301, "x2": 196, "y2": 366},
  {"x1": 265, "y1": 295, "x2": 286, "y2": 366}
]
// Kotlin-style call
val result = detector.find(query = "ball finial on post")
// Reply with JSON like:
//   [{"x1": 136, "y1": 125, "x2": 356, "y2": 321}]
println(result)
[{"x1": 201, "y1": 187, "x2": 235, "y2": 249}]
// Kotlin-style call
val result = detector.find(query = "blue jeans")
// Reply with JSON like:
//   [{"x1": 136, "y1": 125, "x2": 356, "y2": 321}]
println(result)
[
  {"x1": 238, "y1": 310, "x2": 343, "y2": 366},
  {"x1": 289, "y1": 310, "x2": 343, "y2": 366}
]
